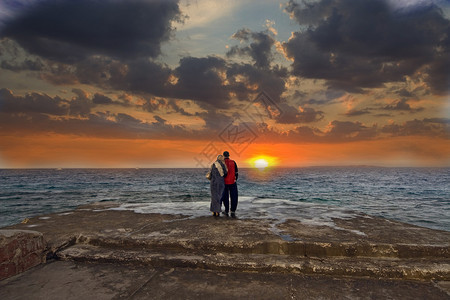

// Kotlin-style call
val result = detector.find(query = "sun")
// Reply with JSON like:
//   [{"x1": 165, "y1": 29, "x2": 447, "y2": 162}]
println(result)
[
  {"x1": 254, "y1": 158, "x2": 269, "y2": 170},
  {"x1": 247, "y1": 155, "x2": 279, "y2": 170}
]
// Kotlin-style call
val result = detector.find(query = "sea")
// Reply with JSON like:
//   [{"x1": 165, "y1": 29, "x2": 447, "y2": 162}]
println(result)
[{"x1": 0, "y1": 167, "x2": 449, "y2": 232}]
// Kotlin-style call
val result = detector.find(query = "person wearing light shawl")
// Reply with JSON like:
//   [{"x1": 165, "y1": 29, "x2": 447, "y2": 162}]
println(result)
[{"x1": 208, "y1": 154, "x2": 228, "y2": 217}]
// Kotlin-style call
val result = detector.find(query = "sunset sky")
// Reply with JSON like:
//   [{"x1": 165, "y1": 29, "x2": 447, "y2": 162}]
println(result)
[{"x1": 0, "y1": 0, "x2": 449, "y2": 168}]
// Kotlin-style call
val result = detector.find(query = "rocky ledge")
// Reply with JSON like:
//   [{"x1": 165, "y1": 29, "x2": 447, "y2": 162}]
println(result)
[{"x1": 1, "y1": 202, "x2": 449, "y2": 299}]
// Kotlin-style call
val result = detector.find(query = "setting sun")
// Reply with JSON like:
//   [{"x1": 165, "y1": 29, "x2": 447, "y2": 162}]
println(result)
[
  {"x1": 254, "y1": 158, "x2": 269, "y2": 170},
  {"x1": 247, "y1": 155, "x2": 279, "y2": 170}
]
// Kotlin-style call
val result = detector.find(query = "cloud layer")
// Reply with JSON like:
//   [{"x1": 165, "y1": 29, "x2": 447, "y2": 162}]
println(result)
[
  {"x1": 0, "y1": 0, "x2": 448, "y2": 167},
  {"x1": 283, "y1": 0, "x2": 450, "y2": 93},
  {"x1": 2, "y1": 0, "x2": 182, "y2": 62}
]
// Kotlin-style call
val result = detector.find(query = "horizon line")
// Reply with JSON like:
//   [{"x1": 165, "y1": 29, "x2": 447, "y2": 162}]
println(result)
[{"x1": 1, "y1": 165, "x2": 449, "y2": 170}]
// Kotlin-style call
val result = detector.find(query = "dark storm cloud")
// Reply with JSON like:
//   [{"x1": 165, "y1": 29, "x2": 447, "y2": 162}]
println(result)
[
  {"x1": 383, "y1": 98, "x2": 424, "y2": 112},
  {"x1": 195, "y1": 109, "x2": 232, "y2": 132},
  {"x1": 73, "y1": 57, "x2": 119, "y2": 86},
  {"x1": 70, "y1": 89, "x2": 131, "y2": 112},
  {"x1": 69, "y1": 88, "x2": 92, "y2": 116},
  {"x1": 1, "y1": 57, "x2": 44, "y2": 71},
  {"x1": 223, "y1": 28, "x2": 288, "y2": 105},
  {"x1": 0, "y1": 87, "x2": 133, "y2": 118},
  {"x1": 395, "y1": 88, "x2": 416, "y2": 98},
  {"x1": 325, "y1": 120, "x2": 378, "y2": 141},
  {"x1": 142, "y1": 98, "x2": 167, "y2": 112},
  {"x1": 65, "y1": 55, "x2": 233, "y2": 109},
  {"x1": 423, "y1": 118, "x2": 450, "y2": 124},
  {"x1": 167, "y1": 99, "x2": 193, "y2": 116},
  {"x1": 0, "y1": 111, "x2": 192, "y2": 139},
  {"x1": 256, "y1": 119, "x2": 381, "y2": 143},
  {"x1": 119, "y1": 59, "x2": 172, "y2": 96},
  {"x1": 0, "y1": 90, "x2": 195, "y2": 139},
  {"x1": 148, "y1": 115, "x2": 190, "y2": 138},
  {"x1": 227, "y1": 29, "x2": 276, "y2": 69},
  {"x1": 281, "y1": 120, "x2": 378, "y2": 143},
  {"x1": 40, "y1": 63, "x2": 78, "y2": 85},
  {"x1": 381, "y1": 118, "x2": 449, "y2": 137},
  {"x1": 92, "y1": 93, "x2": 113, "y2": 105},
  {"x1": 116, "y1": 113, "x2": 144, "y2": 126},
  {"x1": 300, "y1": 98, "x2": 331, "y2": 105},
  {"x1": 0, "y1": 87, "x2": 68, "y2": 115},
  {"x1": 35, "y1": 53, "x2": 288, "y2": 110},
  {"x1": 1, "y1": 0, "x2": 182, "y2": 62},
  {"x1": 43, "y1": 56, "x2": 173, "y2": 95},
  {"x1": 172, "y1": 56, "x2": 230, "y2": 108},
  {"x1": 344, "y1": 108, "x2": 372, "y2": 117},
  {"x1": 426, "y1": 55, "x2": 450, "y2": 94},
  {"x1": 283, "y1": 0, "x2": 450, "y2": 93},
  {"x1": 275, "y1": 103, "x2": 324, "y2": 124},
  {"x1": 141, "y1": 98, "x2": 193, "y2": 116},
  {"x1": 2, "y1": 86, "x2": 447, "y2": 141},
  {"x1": 227, "y1": 63, "x2": 288, "y2": 102},
  {"x1": 288, "y1": 125, "x2": 320, "y2": 141}
]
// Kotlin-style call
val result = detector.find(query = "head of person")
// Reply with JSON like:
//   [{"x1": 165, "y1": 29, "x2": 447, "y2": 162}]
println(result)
[
  {"x1": 223, "y1": 151, "x2": 230, "y2": 158},
  {"x1": 217, "y1": 154, "x2": 225, "y2": 161}
]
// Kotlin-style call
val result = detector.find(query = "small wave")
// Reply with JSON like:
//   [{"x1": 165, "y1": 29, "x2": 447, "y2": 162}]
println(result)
[{"x1": 111, "y1": 196, "x2": 367, "y2": 237}]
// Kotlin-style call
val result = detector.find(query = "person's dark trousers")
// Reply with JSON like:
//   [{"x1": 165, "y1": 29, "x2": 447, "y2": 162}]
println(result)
[{"x1": 221, "y1": 183, "x2": 238, "y2": 213}]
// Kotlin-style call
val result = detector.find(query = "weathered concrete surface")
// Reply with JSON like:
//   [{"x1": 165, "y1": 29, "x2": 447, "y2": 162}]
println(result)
[
  {"x1": 0, "y1": 230, "x2": 46, "y2": 280},
  {"x1": 58, "y1": 244, "x2": 449, "y2": 280},
  {"x1": 0, "y1": 260, "x2": 449, "y2": 300},
  {"x1": 1, "y1": 202, "x2": 450, "y2": 298}
]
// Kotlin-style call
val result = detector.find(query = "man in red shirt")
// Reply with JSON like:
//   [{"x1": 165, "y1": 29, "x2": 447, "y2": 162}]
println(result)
[{"x1": 221, "y1": 151, "x2": 238, "y2": 217}]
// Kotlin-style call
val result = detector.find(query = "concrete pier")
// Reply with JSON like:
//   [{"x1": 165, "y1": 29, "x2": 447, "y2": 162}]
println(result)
[{"x1": 0, "y1": 202, "x2": 449, "y2": 299}]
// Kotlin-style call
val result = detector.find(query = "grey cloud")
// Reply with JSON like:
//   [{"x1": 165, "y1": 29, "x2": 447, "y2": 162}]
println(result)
[
  {"x1": 1, "y1": 0, "x2": 182, "y2": 62},
  {"x1": 195, "y1": 109, "x2": 232, "y2": 132},
  {"x1": 276, "y1": 103, "x2": 324, "y2": 124},
  {"x1": 0, "y1": 87, "x2": 68, "y2": 115},
  {"x1": 227, "y1": 63, "x2": 288, "y2": 103},
  {"x1": 395, "y1": 88, "x2": 415, "y2": 98},
  {"x1": 0, "y1": 105, "x2": 196, "y2": 140},
  {"x1": 227, "y1": 29, "x2": 276, "y2": 69},
  {"x1": 0, "y1": 87, "x2": 133, "y2": 119},
  {"x1": 167, "y1": 99, "x2": 194, "y2": 116},
  {"x1": 92, "y1": 93, "x2": 113, "y2": 105},
  {"x1": 172, "y1": 56, "x2": 230, "y2": 108},
  {"x1": 282, "y1": 120, "x2": 378, "y2": 143},
  {"x1": 69, "y1": 89, "x2": 94, "y2": 116},
  {"x1": 383, "y1": 98, "x2": 424, "y2": 112},
  {"x1": 116, "y1": 113, "x2": 144, "y2": 127},
  {"x1": 121, "y1": 59, "x2": 172, "y2": 96},
  {"x1": 40, "y1": 63, "x2": 78, "y2": 85},
  {"x1": 381, "y1": 118, "x2": 449, "y2": 137},
  {"x1": 71, "y1": 57, "x2": 173, "y2": 96},
  {"x1": 1, "y1": 58, "x2": 45, "y2": 71},
  {"x1": 231, "y1": 28, "x2": 252, "y2": 41},
  {"x1": 423, "y1": 118, "x2": 450, "y2": 124},
  {"x1": 141, "y1": 98, "x2": 193, "y2": 116},
  {"x1": 325, "y1": 120, "x2": 378, "y2": 141},
  {"x1": 37, "y1": 54, "x2": 288, "y2": 109},
  {"x1": 283, "y1": 0, "x2": 450, "y2": 93},
  {"x1": 344, "y1": 108, "x2": 372, "y2": 117},
  {"x1": 142, "y1": 98, "x2": 167, "y2": 112},
  {"x1": 1, "y1": 87, "x2": 447, "y2": 142}
]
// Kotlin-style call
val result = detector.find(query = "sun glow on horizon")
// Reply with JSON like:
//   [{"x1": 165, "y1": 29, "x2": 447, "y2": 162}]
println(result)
[
  {"x1": 247, "y1": 155, "x2": 279, "y2": 170},
  {"x1": 254, "y1": 158, "x2": 269, "y2": 170}
]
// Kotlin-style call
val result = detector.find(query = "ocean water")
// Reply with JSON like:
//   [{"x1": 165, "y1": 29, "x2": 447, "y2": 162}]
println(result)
[{"x1": 0, "y1": 167, "x2": 449, "y2": 232}]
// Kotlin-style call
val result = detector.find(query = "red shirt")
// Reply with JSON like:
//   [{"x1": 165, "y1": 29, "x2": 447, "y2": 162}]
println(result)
[{"x1": 224, "y1": 158, "x2": 237, "y2": 185}]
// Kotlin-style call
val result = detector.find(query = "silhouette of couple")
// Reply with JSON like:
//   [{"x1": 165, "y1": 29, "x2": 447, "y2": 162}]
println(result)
[{"x1": 207, "y1": 151, "x2": 238, "y2": 217}]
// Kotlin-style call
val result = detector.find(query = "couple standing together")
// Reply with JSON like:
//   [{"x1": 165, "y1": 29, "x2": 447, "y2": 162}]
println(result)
[{"x1": 208, "y1": 151, "x2": 238, "y2": 217}]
